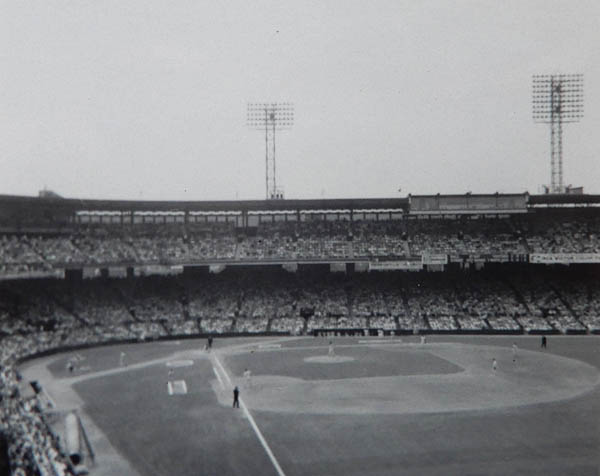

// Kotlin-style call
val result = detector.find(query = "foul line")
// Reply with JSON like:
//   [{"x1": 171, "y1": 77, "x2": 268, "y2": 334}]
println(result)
[
  {"x1": 213, "y1": 356, "x2": 286, "y2": 476},
  {"x1": 213, "y1": 366, "x2": 225, "y2": 389}
]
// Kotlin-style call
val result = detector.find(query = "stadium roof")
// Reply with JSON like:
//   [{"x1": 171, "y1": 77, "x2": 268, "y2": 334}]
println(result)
[
  {"x1": 529, "y1": 194, "x2": 600, "y2": 206},
  {"x1": 0, "y1": 194, "x2": 409, "y2": 213},
  {"x1": 2, "y1": 193, "x2": 600, "y2": 219}
]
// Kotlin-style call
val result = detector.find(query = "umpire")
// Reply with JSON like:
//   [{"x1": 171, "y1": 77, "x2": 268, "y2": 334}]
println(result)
[{"x1": 233, "y1": 386, "x2": 240, "y2": 408}]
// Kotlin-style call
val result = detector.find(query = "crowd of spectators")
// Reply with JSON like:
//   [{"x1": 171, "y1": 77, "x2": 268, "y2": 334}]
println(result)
[
  {"x1": 200, "y1": 318, "x2": 233, "y2": 334},
  {"x1": 515, "y1": 316, "x2": 553, "y2": 332},
  {"x1": 0, "y1": 214, "x2": 599, "y2": 274},
  {"x1": 0, "y1": 235, "x2": 51, "y2": 275},
  {"x1": 186, "y1": 278, "x2": 240, "y2": 321},
  {"x1": 166, "y1": 320, "x2": 199, "y2": 336},
  {"x1": 0, "y1": 225, "x2": 237, "y2": 274},
  {"x1": 233, "y1": 317, "x2": 269, "y2": 333},
  {"x1": 407, "y1": 217, "x2": 526, "y2": 257},
  {"x1": 1, "y1": 370, "x2": 73, "y2": 475},
  {"x1": 351, "y1": 221, "x2": 408, "y2": 258},
  {"x1": 486, "y1": 316, "x2": 521, "y2": 331},
  {"x1": 515, "y1": 270, "x2": 600, "y2": 333},
  {"x1": 521, "y1": 215, "x2": 600, "y2": 254},
  {"x1": 510, "y1": 274, "x2": 587, "y2": 332},
  {"x1": 405, "y1": 277, "x2": 459, "y2": 329},
  {"x1": 394, "y1": 273, "x2": 553, "y2": 332},
  {"x1": 1, "y1": 334, "x2": 80, "y2": 476},
  {"x1": 559, "y1": 280, "x2": 600, "y2": 332},
  {"x1": 269, "y1": 317, "x2": 305, "y2": 334},
  {"x1": 456, "y1": 316, "x2": 489, "y2": 331},
  {"x1": 237, "y1": 221, "x2": 351, "y2": 260},
  {"x1": 1, "y1": 270, "x2": 599, "y2": 341}
]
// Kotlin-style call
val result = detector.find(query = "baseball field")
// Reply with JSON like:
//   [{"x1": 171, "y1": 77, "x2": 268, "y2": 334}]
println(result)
[{"x1": 21, "y1": 335, "x2": 600, "y2": 476}]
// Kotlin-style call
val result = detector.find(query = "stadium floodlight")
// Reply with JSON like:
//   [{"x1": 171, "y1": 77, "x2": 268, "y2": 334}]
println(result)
[
  {"x1": 532, "y1": 74, "x2": 584, "y2": 194},
  {"x1": 247, "y1": 102, "x2": 294, "y2": 200}
]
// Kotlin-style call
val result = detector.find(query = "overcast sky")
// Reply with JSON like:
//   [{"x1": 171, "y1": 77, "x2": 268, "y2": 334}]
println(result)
[{"x1": 1, "y1": 0, "x2": 598, "y2": 201}]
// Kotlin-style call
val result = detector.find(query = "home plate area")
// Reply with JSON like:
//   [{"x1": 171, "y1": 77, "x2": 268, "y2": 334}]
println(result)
[{"x1": 167, "y1": 379, "x2": 188, "y2": 395}]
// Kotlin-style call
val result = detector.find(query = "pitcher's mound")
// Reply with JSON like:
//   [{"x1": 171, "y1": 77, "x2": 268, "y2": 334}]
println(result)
[{"x1": 304, "y1": 355, "x2": 355, "y2": 364}]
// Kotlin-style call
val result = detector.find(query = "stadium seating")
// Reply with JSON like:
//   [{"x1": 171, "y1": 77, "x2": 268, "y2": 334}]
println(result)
[{"x1": 0, "y1": 213, "x2": 599, "y2": 270}]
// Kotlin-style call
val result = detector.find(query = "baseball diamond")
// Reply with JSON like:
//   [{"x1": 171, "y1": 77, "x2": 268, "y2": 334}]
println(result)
[{"x1": 14, "y1": 335, "x2": 600, "y2": 476}]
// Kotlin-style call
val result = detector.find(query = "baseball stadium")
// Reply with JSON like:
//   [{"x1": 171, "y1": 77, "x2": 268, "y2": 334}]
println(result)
[
  {"x1": 1, "y1": 193, "x2": 600, "y2": 476},
  {"x1": 3, "y1": 0, "x2": 600, "y2": 474}
]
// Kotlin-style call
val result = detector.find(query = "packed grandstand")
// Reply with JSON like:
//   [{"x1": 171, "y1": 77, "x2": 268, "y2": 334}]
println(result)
[{"x1": 1, "y1": 191, "x2": 600, "y2": 475}]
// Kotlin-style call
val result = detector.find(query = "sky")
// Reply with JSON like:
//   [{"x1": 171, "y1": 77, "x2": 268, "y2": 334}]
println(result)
[{"x1": 1, "y1": 0, "x2": 599, "y2": 201}]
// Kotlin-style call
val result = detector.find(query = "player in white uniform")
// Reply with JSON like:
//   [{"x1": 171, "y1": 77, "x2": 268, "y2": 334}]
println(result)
[
  {"x1": 328, "y1": 341, "x2": 335, "y2": 357},
  {"x1": 243, "y1": 368, "x2": 252, "y2": 388},
  {"x1": 492, "y1": 358, "x2": 498, "y2": 371},
  {"x1": 512, "y1": 343, "x2": 518, "y2": 363},
  {"x1": 119, "y1": 351, "x2": 127, "y2": 367}
]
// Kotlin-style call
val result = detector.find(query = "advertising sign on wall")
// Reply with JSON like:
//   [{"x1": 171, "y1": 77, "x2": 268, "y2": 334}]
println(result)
[
  {"x1": 369, "y1": 260, "x2": 423, "y2": 271},
  {"x1": 421, "y1": 254, "x2": 448, "y2": 265},
  {"x1": 529, "y1": 253, "x2": 600, "y2": 264}
]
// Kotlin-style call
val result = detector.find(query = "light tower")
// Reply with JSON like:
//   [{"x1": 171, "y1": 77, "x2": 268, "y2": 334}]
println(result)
[
  {"x1": 532, "y1": 74, "x2": 584, "y2": 194},
  {"x1": 247, "y1": 102, "x2": 294, "y2": 200}
]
